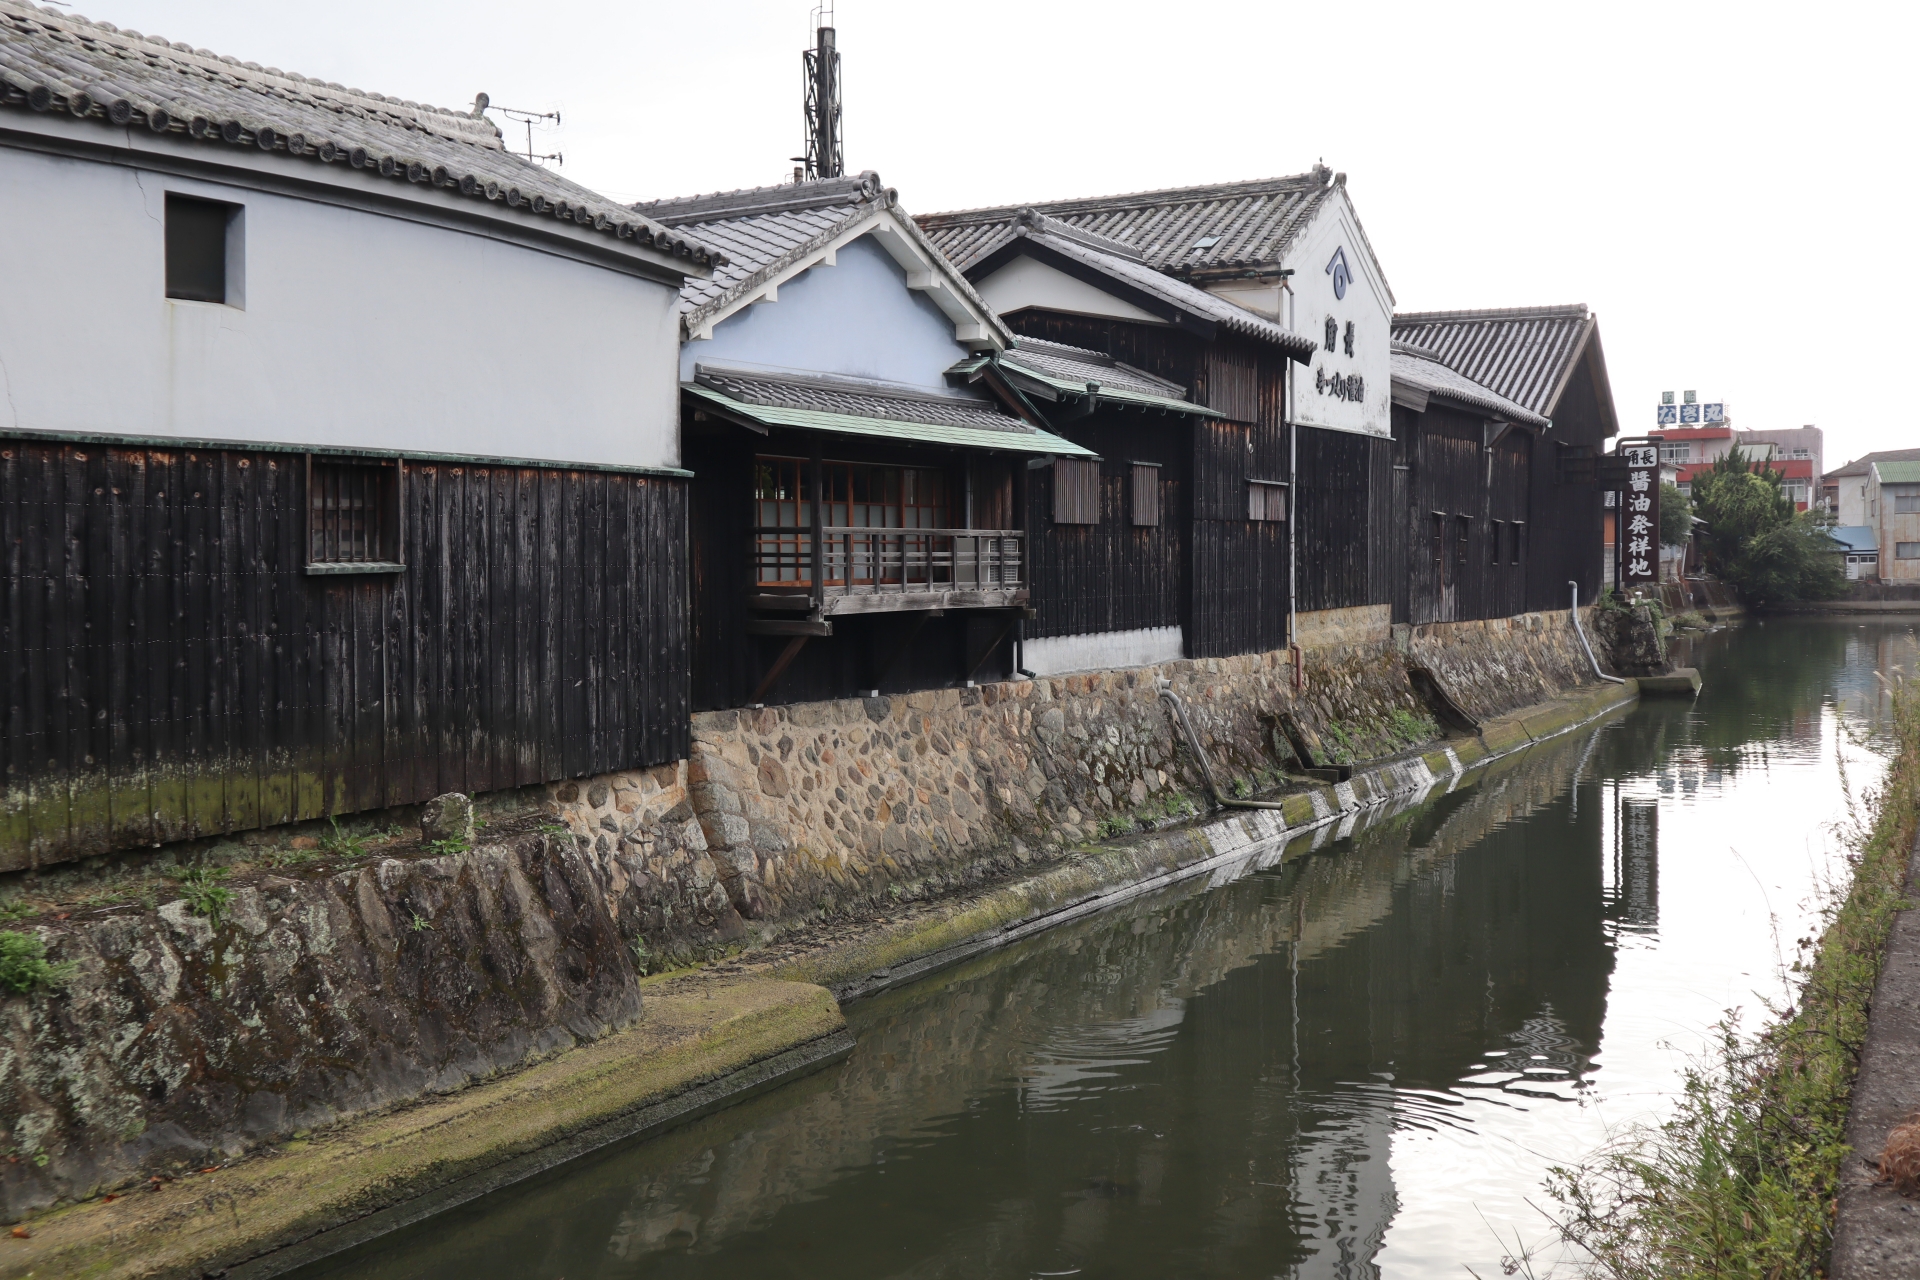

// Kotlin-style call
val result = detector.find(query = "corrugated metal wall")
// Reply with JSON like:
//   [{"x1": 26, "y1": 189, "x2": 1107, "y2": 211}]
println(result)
[{"x1": 0, "y1": 438, "x2": 690, "y2": 871}]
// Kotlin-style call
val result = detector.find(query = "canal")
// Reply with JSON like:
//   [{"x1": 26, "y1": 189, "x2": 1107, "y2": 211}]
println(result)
[{"x1": 296, "y1": 618, "x2": 1915, "y2": 1279}]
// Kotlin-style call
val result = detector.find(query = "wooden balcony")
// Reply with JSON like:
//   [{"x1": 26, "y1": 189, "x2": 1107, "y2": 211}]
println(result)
[{"x1": 750, "y1": 526, "x2": 1027, "y2": 620}]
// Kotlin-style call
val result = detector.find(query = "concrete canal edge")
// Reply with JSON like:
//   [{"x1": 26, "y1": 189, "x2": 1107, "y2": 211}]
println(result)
[
  {"x1": 1833, "y1": 823, "x2": 1920, "y2": 1279},
  {"x1": 5, "y1": 677, "x2": 1639, "y2": 1280}
]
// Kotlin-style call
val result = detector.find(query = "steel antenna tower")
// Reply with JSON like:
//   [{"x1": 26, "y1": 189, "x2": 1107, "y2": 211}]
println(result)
[{"x1": 800, "y1": 2, "x2": 843, "y2": 179}]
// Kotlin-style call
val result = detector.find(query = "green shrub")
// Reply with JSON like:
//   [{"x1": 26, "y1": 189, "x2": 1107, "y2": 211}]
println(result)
[
  {"x1": 0, "y1": 931, "x2": 74, "y2": 995},
  {"x1": 1389, "y1": 708, "x2": 1438, "y2": 744}
]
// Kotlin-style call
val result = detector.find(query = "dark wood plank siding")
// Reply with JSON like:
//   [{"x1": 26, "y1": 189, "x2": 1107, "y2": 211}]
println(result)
[
  {"x1": 1294, "y1": 425, "x2": 1391, "y2": 615},
  {"x1": 1392, "y1": 404, "x2": 1533, "y2": 625},
  {"x1": 0, "y1": 438, "x2": 689, "y2": 871},
  {"x1": 1026, "y1": 414, "x2": 1187, "y2": 641},
  {"x1": 1527, "y1": 355, "x2": 1608, "y2": 612}
]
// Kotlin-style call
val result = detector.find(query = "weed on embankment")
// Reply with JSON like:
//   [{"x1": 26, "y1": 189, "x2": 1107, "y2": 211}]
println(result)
[{"x1": 1545, "y1": 684, "x2": 1920, "y2": 1277}]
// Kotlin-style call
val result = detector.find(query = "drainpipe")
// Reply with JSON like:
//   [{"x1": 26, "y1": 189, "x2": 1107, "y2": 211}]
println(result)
[
  {"x1": 1157, "y1": 680, "x2": 1290, "y2": 811},
  {"x1": 1569, "y1": 581, "x2": 1626, "y2": 683}
]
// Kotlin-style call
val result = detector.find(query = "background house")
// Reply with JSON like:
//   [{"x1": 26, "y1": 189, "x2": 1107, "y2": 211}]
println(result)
[
  {"x1": 1824, "y1": 448, "x2": 1920, "y2": 526},
  {"x1": 1653, "y1": 424, "x2": 1822, "y2": 508},
  {"x1": 0, "y1": 3, "x2": 713, "y2": 868}
]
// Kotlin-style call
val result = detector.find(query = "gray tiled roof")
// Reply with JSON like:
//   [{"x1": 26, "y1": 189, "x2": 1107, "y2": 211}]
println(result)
[
  {"x1": 983, "y1": 212, "x2": 1314, "y2": 359},
  {"x1": 1005, "y1": 337, "x2": 1188, "y2": 400},
  {"x1": 690, "y1": 366, "x2": 1034, "y2": 436},
  {"x1": 917, "y1": 170, "x2": 1338, "y2": 277},
  {"x1": 1390, "y1": 305, "x2": 1598, "y2": 419},
  {"x1": 0, "y1": 0, "x2": 718, "y2": 265},
  {"x1": 1391, "y1": 342, "x2": 1548, "y2": 428},
  {"x1": 635, "y1": 172, "x2": 1009, "y2": 346},
  {"x1": 634, "y1": 174, "x2": 884, "y2": 322}
]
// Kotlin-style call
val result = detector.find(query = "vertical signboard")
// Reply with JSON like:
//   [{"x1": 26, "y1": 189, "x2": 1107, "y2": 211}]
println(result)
[{"x1": 1619, "y1": 438, "x2": 1660, "y2": 588}]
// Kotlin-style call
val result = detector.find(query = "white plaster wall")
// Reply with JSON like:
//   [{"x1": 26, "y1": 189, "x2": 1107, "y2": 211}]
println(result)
[
  {"x1": 1270, "y1": 193, "x2": 1391, "y2": 438},
  {"x1": 682, "y1": 234, "x2": 986, "y2": 394},
  {"x1": 0, "y1": 146, "x2": 683, "y2": 469},
  {"x1": 973, "y1": 254, "x2": 1168, "y2": 328},
  {"x1": 1023, "y1": 626, "x2": 1185, "y2": 676}
]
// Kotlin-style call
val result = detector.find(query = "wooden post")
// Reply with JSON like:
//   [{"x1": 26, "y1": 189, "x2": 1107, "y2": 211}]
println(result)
[{"x1": 807, "y1": 438, "x2": 825, "y2": 615}]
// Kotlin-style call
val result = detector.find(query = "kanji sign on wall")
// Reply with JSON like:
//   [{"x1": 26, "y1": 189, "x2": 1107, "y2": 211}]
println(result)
[{"x1": 1618, "y1": 439, "x2": 1660, "y2": 589}]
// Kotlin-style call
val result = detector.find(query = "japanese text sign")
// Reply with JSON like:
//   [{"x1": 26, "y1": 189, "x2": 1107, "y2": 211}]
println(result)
[{"x1": 1618, "y1": 440, "x2": 1659, "y2": 587}]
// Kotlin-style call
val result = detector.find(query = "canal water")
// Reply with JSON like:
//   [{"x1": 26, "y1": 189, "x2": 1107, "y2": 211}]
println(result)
[{"x1": 297, "y1": 618, "x2": 1916, "y2": 1280}]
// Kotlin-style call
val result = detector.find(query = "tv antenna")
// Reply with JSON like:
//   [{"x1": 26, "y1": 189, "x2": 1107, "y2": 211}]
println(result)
[
  {"x1": 791, "y1": 2, "x2": 843, "y2": 180},
  {"x1": 477, "y1": 94, "x2": 563, "y2": 167}
]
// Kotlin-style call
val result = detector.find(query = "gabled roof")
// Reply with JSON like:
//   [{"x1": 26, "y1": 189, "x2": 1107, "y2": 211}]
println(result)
[
  {"x1": 634, "y1": 172, "x2": 1010, "y2": 347},
  {"x1": 917, "y1": 169, "x2": 1341, "y2": 279},
  {"x1": 1826, "y1": 449, "x2": 1920, "y2": 481},
  {"x1": 1391, "y1": 304, "x2": 1616, "y2": 434},
  {"x1": 956, "y1": 210, "x2": 1316, "y2": 361},
  {"x1": 1390, "y1": 342, "x2": 1548, "y2": 428},
  {"x1": 0, "y1": 0, "x2": 719, "y2": 266},
  {"x1": 1872, "y1": 461, "x2": 1920, "y2": 485},
  {"x1": 685, "y1": 364, "x2": 1092, "y2": 457}
]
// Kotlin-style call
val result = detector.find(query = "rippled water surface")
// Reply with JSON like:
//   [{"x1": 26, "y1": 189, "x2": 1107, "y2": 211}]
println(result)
[{"x1": 298, "y1": 619, "x2": 1919, "y2": 1279}]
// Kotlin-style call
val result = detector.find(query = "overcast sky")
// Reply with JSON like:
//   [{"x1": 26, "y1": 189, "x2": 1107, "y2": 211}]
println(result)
[{"x1": 83, "y1": 0, "x2": 1917, "y2": 470}]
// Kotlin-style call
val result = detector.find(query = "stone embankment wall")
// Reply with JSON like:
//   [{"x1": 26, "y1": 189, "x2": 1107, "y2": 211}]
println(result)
[
  {"x1": 548, "y1": 607, "x2": 1604, "y2": 949},
  {"x1": 0, "y1": 605, "x2": 1604, "y2": 1222},
  {"x1": 0, "y1": 830, "x2": 665, "y2": 1222}
]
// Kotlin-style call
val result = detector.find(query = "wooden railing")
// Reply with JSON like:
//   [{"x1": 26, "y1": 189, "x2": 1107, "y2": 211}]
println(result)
[{"x1": 751, "y1": 526, "x2": 1026, "y2": 614}]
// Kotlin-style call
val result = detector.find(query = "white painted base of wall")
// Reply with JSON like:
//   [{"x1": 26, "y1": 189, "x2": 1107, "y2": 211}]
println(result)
[{"x1": 1022, "y1": 627, "x2": 1185, "y2": 676}]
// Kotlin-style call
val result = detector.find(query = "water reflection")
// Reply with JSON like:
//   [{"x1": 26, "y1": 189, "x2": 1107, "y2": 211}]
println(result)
[{"x1": 298, "y1": 619, "x2": 1917, "y2": 1280}]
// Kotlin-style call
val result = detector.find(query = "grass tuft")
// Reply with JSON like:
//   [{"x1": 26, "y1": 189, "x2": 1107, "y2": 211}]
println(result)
[
  {"x1": 1547, "y1": 683, "x2": 1920, "y2": 1276},
  {"x1": 173, "y1": 867, "x2": 235, "y2": 928},
  {"x1": 0, "y1": 930, "x2": 74, "y2": 996}
]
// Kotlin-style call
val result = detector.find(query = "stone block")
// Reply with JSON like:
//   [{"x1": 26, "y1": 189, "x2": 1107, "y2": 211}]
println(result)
[{"x1": 420, "y1": 793, "x2": 474, "y2": 845}]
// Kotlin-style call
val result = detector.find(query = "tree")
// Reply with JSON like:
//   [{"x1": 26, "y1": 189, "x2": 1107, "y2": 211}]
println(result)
[
  {"x1": 1658, "y1": 481, "x2": 1693, "y2": 547},
  {"x1": 1689, "y1": 446, "x2": 1844, "y2": 605}
]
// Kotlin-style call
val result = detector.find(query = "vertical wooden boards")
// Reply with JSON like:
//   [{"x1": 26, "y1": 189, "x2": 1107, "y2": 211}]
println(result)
[{"x1": 0, "y1": 438, "x2": 690, "y2": 870}]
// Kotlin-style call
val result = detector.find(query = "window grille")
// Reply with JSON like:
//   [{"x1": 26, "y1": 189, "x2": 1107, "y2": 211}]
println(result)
[
  {"x1": 1247, "y1": 480, "x2": 1288, "y2": 522},
  {"x1": 753, "y1": 456, "x2": 949, "y2": 586},
  {"x1": 1131, "y1": 463, "x2": 1161, "y2": 527},
  {"x1": 307, "y1": 457, "x2": 402, "y2": 571},
  {"x1": 1053, "y1": 458, "x2": 1100, "y2": 525}
]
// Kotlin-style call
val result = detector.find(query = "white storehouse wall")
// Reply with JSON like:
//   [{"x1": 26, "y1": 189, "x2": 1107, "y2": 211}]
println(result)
[{"x1": 0, "y1": 145, "x2": 685, "y2": 470}]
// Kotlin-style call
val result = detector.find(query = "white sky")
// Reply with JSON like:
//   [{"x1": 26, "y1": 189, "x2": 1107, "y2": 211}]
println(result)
[{"x1": 77, "y1": 0, "x2": 1917, "y2": 470}]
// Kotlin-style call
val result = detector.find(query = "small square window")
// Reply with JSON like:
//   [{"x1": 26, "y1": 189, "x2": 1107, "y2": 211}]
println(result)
[
  {"x1": 1052, "y1": 458, "x2": 1101, "y2": 525},
  {"x1": 307, "y1": 457, "x2": 403, "y2": 572},
  {"x1": 1131, "y1": 463, "x2": 1161, "y2": 527},
  {"x1": 1248, "y1": 480, "x2": 1287, "y2": 522},
  {"x1": 165, "y1": 194, "x2": 239, "y2": 304}
]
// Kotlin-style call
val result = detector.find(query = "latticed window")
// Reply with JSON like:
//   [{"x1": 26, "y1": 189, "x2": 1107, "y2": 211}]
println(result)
[
  {"x1": 1131, "y1": 463, "x2": 1161, "y2": 527},
  {"x1": 1052, "y1": 458, "x2": 1100, "y2": 525},
  {"x1": 753, "y1": 457, "x2": 947, "y2": 585},
  {"x1": 307, "y1": 457, "x2": 401, "y2": 570}
]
